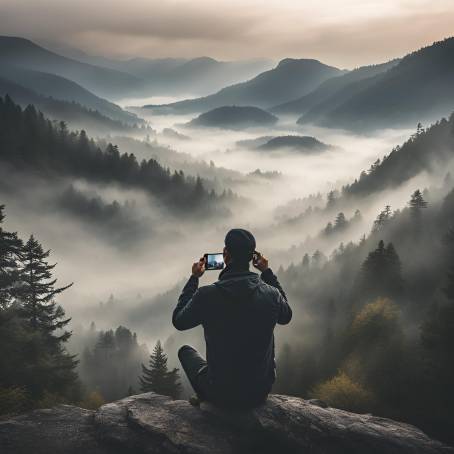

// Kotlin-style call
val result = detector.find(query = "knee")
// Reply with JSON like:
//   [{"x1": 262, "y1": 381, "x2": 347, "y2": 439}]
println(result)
[{"x1": 178, "y1": 344, "x2": 194, "y2": 360}]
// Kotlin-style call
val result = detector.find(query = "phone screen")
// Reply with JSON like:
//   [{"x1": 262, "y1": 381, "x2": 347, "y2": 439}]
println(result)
[{"x1": 205, "y1": 253, "x2": 224, "y2": 270}]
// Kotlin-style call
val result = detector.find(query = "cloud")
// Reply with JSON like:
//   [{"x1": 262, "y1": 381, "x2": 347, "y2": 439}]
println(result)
[{"x1": 0, "y1": 0, "x2": 453, "y2": 66}]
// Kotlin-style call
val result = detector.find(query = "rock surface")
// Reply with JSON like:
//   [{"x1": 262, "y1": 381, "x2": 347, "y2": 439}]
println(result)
[{"x1": 0, "y1": 393, "x2": 452, "y2": 454}]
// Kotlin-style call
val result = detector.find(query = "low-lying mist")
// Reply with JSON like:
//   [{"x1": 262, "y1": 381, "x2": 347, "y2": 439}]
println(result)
[{"x1": 1, "y1": 100, "x2": 444, "y2": 354}]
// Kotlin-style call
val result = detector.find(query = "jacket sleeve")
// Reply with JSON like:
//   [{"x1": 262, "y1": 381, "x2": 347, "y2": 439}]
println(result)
[
  {"x1": 261, "y1": 268, "x2": 292, "y2": 325},
  {"x1": 172, "y1": 275, "x2": 204, "y2": 330}
]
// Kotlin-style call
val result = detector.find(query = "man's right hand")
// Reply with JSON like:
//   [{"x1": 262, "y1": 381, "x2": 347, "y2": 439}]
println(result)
[
  {"x1": 253, "y1": 252, "x2": 269, "y2": 273},
  {"x1": 192, "y1": 257, "x2": 206, "y2": 278}
]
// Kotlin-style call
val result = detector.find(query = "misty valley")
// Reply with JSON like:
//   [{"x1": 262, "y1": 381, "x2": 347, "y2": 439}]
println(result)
[{"x1": 1, "y1": 34, "x2": 454, "y2": 448}]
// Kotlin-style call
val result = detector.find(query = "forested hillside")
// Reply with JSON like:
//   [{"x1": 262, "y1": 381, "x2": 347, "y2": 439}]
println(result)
[
  {"x1": 0, "y1": 36, "x2": 144, "y2": 99},
  {"x1": 272, "y1": 59, "x2": 399, "y2": 115},
  {"x1": 0, "y1": 77, "x2": 139, "y2": 134},
  {"x1": 344, "y1": 117, "x2": 454, "y2": 197},
  {"x1": 0, "y1": 96, "x2": 226, "y2": 214},
  {"x1": 297, "y1": 38, "x2": 454, "y2": 130},
  {"x1": 274, "y1": 183, "x2": 454, "y2": 444},
  {"x1": 0, "y1": 65, "x2": 140, "y2": 125},
  {"x1": 146, "y1": 59, "x2": 343, "y2": 113}
]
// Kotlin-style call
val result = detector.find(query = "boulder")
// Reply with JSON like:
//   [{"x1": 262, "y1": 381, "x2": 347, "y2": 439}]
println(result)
[{"x1": 0, "y1": 393, "x2": 452, "y2": 454}]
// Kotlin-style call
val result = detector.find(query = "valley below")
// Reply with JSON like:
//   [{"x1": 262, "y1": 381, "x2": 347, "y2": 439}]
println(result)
[{"x1": 1, "y1": 32, "x2": 454, "y2": 448}]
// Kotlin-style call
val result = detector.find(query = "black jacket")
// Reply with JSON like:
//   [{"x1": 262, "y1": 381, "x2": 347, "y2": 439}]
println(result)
[{"x1": 172, "y1": 265, "x2": 292, "y2": 402}]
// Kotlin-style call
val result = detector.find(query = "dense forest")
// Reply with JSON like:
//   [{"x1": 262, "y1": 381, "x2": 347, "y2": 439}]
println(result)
[
  {"x1": 0, "y1": 76, "x2": 143, "y2": 135},
  {"x1": 344, "y1": 117, "x2": 454, "y2": 196},
  {"x1": 0, "y1": 95, "x2": 229, "y2": 214},
  {"x1": 274, "y1": 186, "x2": 454, "y2": 444}
]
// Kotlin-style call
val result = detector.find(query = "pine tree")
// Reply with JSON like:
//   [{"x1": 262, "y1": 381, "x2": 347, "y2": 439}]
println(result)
[
  {"x1": 409, "y1": 189, "x2": 427, "y2": 227},
  {"x1": 384, "y1": 243, "x2": 403, "y2": 296},
  {"x1": 334, "y1": 212, "x2": 347, "y2": 230},
  {"x1": 312, "y1": 250, "x2": 326, "y2": 268},
  {"x1": 372, "y1": 205, "x2": 392, "y2": 233},
  {"x1": 18, "y1": 235, "x2": 73, "y2": 338},
  {"x1": 6, "y1": 232, "x2": 79, "y2": 401},
  {"x1": 357, "y1": 240, "x2": 403, "y2": 301},
  {"x1": 140, "y1": 340, "x2": 181, "y2": 399},
  {"x1": 0, "y1": 205, "x2": 23, "y2": 307},
  {"x1": 352, "y1": 209, "x2": 362, "y2": 222},
  {"x1": 326, "y1": 190, "x2": 337, "y2": 208},
  {"x1": 324, "y1": 222, "x2": 333, "y2": 235},
  {"x1": 193, "y1": 176, "x2": 205, "y2": 202}
]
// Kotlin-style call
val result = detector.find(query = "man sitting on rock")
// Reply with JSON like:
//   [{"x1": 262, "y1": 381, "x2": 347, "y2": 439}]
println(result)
[{"x1": 172, "y1": 228, "x2": 292, "y2": 409}]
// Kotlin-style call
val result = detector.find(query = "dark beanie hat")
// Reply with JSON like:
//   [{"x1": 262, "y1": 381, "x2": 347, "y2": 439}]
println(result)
[{"x1": 225, "y1": 228, "x2": 256, "y2": 262}]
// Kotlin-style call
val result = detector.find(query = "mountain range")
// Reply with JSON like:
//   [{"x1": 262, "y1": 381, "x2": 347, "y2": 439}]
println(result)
[
  {"x1": 0, "y1": 78, "x2": 134, "y2": 134},
  {"x1": 0, "y1": 36, "x2": 144, "y2": 100},
  {"x1": 2, "y1": 35, "x2": 454, "y2": 133},
  {"x1": 0, "y1": 64, "x2": 140, "y2": 125},
  {"x1": 43, "y1": 42, "x2": 273, "y2": 97},
  {"x1": 296, "y1": 37, "x2": 454, "y2": 130},
  {"x1": 271, "y1": 59, "x2": 399, "y2": 115},
  {"x1": 145, "y1": 59, "x2": 344, "y2": 113},
  {"x1": 147, "y1": 37, "x2": 454, "y2": 131}
]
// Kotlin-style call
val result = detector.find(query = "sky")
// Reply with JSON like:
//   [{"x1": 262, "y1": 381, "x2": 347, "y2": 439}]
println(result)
[{"x1": 0, "y1": 0, "x2": 453, "y2": 67}]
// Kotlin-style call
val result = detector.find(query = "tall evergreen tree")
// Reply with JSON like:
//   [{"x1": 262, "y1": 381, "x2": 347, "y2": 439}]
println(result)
[
  {"x1": 334, "y1": 212, "x2": 347, "y2": 230},
  {"x1": 0, "y1": 205, "x2": 22, "y2": 307},
  {"x1": 0, "y1": 219, "x2": 79, "y2": 402},
  {"x1": 326, "y1": 190, "x2": 338, "y2": 209},
  {"x1": 311, "y1": 250, "x2": 326, "y2": 268},
  {"x1": 409, "y1": 189, "x2": 427, "y2": 227},
  {"x1": 18, "y1": 235, "x2": 73, "y2": 338},
  {"x1": 357, "y1": 240, "x2": 403, "y2": 301},
  {"x1": 324, "y1": 222, "x2": 333, "y2": 235},
  {"x1": 372, "y1": 205, "x2": 392, "y2": 233},
  {"x1": 140, "y1": 340, "x2": 181, "y2": 399}
]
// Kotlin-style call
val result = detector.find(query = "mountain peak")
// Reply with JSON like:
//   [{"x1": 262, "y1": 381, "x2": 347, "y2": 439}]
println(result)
[{"x1": 276, "y1": 58, "x2": 326, "y2": 68}]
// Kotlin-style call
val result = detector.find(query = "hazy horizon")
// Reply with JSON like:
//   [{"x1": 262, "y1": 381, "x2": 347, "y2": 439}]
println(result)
[{"x1": 1, "y1": 0, "x2": 454, "y2": 68}]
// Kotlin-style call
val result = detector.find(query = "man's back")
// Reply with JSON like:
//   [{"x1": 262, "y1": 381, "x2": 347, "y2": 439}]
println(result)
[{"x1": 173, "y1": 265, "x2": 291, "y2": 408}]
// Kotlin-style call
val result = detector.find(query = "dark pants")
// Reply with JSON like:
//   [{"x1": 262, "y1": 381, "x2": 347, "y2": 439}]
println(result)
[
  {"x1": 178, "y1": 345, "x2": 212, "y2": 401},
  {"x1": 177, "y1": 344, "x2": 270, "y2": 408}
]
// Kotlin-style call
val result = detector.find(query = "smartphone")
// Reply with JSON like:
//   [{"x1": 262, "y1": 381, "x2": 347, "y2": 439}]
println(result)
[{"x1": 204, "y1": 253, "x2": 224, "y2": 270}]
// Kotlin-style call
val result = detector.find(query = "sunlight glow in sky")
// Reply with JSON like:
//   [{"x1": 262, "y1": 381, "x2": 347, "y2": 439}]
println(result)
[{"x1": 1, "y1": 0, "x2": 453, "y2": 67}]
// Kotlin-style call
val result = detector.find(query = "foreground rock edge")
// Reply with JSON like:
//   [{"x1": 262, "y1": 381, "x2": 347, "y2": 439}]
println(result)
[{"x1": 0, "y1": 392, "x2": 452, "y2": 454}]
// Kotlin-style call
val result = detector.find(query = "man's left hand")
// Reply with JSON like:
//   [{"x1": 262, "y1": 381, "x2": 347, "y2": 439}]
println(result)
[{"x1": 192, "y1": 257, "x2": 206, "y2": 278}]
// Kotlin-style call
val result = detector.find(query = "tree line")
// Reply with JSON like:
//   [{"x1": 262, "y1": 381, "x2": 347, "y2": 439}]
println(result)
[
  {"x1": 0, "y1": 95, "x2": 228, "y2": 214},
  {"x1": 274, "y1": 188, "x2": 454, "y2": 444}
]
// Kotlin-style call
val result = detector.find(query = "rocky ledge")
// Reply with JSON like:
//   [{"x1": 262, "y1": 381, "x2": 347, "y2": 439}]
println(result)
[{"x1": 0, "y1": 393, "x2": 452, "y2": 454}]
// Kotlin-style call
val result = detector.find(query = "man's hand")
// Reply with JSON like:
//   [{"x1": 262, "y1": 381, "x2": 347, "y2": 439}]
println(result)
[
  {"x1": 192, "y1": 257, "x2": 206, "y2": 278},
  {"x1": 253, "y1": 251, "x2": 269, "y2": 273}
]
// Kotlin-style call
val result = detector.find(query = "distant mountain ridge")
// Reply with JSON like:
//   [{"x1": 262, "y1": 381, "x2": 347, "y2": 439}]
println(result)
[
  {"x1": 187, "y1": 106, "x2": 278, "y2": 129},
  {"x1": 0, "y1": 65, "x2": 140, "y2": 125},
  {"x1": 43, "y1": 43, "x2": 273, "y2": 97},
  {"x1": 272, "y1": 59, "x2": 400, "y2": 115},
  {"x1": 145, "y1": 59, "x2": 344, "y2": 113},
  {"x1": 0, "y1": 78, "x2": 134, "y2": 134},
  {"x1": 297, "y1": 37, "x2": 454, "y2": 130},
  {"x1": 257, "y1": 135, "x2": 332, "y2": 153},
  {"x1": 0, "y1": 36, "x2": 144, "y2": 99}
]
